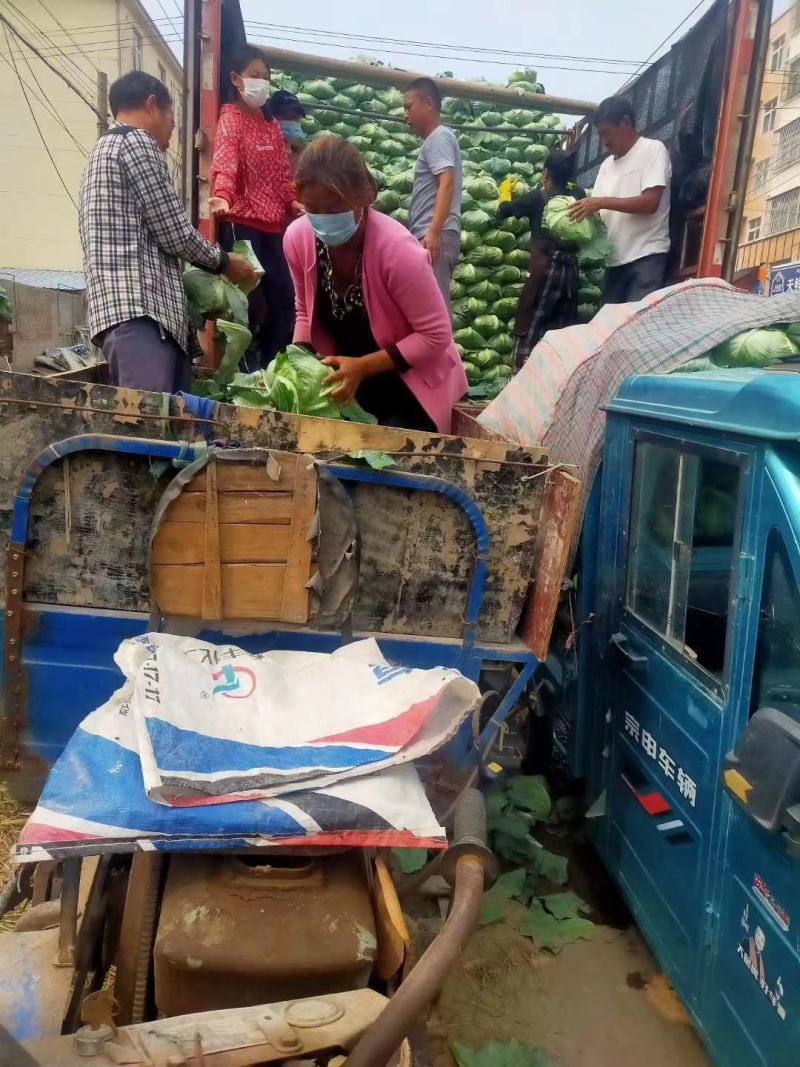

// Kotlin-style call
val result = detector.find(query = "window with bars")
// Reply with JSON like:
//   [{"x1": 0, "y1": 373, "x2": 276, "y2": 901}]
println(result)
[
  {"x1": 775, "y1": 118, "x2": 800, "y2": 171},
  {"x1": 132, "y1": 27, "x2": 143, "y2": 72},
  {"x1": 767, "y1": 187, "x2": 800, "y2": 235},
  {"x1": 754, "y1": 159, "x2": 769, "y2": 192},
  {"x1": 787, "y1": 56, "x2": 800, "y2": 102},
  {"x1": 772, "y1": 34, "x2": 787, "y2": 73},
  {"x1": 763, "y1": 98, "x2": 778, "y2": 135},
  {"x1": 747, "y1": 217, "x2": 762, "y2": 242}
]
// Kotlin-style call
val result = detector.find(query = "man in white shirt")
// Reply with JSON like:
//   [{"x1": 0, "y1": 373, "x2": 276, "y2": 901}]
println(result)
[{"x1": 569, "y1": 97, "x2": 671, "y2": 304}]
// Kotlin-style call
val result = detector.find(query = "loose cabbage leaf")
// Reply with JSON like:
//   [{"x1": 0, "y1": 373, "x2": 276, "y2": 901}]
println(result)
[
  {"x1": 231, "y1": 239, "x2": 264, "y2": 294},
  {"x1": 215, "y1": 320, "x2": 252, "y2": 385},
  {"x1": 183, "y1": 267, "x2": 249, "y2": 328}
]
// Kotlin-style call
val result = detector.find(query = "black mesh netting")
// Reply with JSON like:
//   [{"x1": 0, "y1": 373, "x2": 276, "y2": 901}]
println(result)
[{"x1": 574, "y1": 0, "x2": 729, "y2": 191}]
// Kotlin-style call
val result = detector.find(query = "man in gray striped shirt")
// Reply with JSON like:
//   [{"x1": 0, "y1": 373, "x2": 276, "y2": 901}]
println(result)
[{"x1": 404, "y1": 77, "x2": 462, "y2": 317}]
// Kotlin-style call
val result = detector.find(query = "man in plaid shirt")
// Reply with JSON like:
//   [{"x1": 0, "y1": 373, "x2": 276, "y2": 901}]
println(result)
[{"x1": 80, "y1": 71, "x2": 255, "y2": 393}]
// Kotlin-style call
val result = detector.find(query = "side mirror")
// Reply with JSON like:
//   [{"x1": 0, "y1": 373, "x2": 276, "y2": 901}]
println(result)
[{"x1": 723, "y1": 707, "x2": 800, "y2": 836}]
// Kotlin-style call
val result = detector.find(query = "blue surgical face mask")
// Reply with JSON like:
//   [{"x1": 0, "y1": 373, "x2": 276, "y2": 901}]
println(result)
[
  {"x1": 307, "y1": 208, "x2": 361, "y2": 247},
  {"x1": 279, "y1": 120, "x2": 305, "y2": 143}
]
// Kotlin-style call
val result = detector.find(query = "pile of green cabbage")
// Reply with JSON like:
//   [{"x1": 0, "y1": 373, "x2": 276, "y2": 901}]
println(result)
[
  {"x1": 271, "y1": 66, "x2": 608, "y2": 401},
  {"x1": 195, "y1": 344, "x2": 376, "y2": 423},
  {"x1": 672, "y1": 327, "x2": 800, "y2": 374}
]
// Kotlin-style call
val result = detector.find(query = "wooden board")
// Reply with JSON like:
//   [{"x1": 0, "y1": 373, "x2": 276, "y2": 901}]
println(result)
[
  {"x1": 150, "y1": 453, "x2": 315, "y2": 624},
  {"x1": 520, "y1": 468, "x2": 581, "y2": 661},
  {"x1": 152, "y1": 522, "x2": 291, "y2": 565},
  {"x1": 152, "y1": 563, "x2": 285, "y2": 619},
  {"x1": 166, "y1": 492, "x2": 292, "y2": 524},
  {"x1": 280, "y1": 456, "x2": 317, "y2": 624},
  {"x1": 201, "y1": 460, "x2": 222, "y2": 619},
  {"x1": 451, "y1": 403, "x2": 508, "y2": 443},
  {"x1": 1, "y1": 372, "x2": 550, "y2": 643}
]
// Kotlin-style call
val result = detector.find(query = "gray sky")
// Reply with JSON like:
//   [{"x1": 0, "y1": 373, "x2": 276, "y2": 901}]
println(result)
[{"x1": 147, "y1": 0, "x2": 791, "y2": 106}]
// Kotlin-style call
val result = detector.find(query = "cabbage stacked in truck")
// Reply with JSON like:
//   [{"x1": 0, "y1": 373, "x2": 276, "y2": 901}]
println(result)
[{"x1": 272, "y1": 67, "x2": 606, "y2": 398}]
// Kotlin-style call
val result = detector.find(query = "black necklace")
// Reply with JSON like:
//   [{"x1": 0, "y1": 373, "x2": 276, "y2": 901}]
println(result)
[{"x1": 317, "y1": 239, "x2": 364, "y2": 320}]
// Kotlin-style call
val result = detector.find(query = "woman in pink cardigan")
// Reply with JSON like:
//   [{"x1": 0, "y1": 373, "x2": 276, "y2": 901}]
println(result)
[{"x1": 283, "y1": 136, "x2": 467, "y2": 433}]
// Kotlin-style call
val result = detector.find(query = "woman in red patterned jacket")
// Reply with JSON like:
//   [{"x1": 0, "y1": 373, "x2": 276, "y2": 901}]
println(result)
[{"x1": 210, "y1": 46, "x2": 301, "y2": 367}]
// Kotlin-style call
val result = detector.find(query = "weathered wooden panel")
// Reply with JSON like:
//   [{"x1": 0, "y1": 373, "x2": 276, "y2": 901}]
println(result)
[
  {"x1": 520, "y1": 469, "x2": 581, "y2": 661},
  {"x1": 152, "y1": 563, "x2": 286, "y2": 618},
  {"x1": 167, "y1": 492, "x2": 292, "y2": 524},
  {"x1": 0, "y1": 372, "x2": 549, "y2": 642},
  {"x1": 153, "y1": 522, "x2": 292, "y2": 565}
]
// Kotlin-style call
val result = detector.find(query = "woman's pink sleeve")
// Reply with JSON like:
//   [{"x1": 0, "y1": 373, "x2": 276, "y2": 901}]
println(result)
[
  {"x1": 283, "y1": 226, "x2": 311, "y2": 344},
  {"x1": 388, "y1": 242, "x2": 453, "y2": 367}
]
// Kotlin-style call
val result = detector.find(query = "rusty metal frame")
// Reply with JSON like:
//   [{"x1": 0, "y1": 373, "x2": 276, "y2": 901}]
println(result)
[{"x1": 698, "y1": 0, "x2": 769, "y2": 279}]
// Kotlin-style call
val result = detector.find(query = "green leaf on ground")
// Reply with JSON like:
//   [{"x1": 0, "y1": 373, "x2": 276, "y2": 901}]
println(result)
[
  {"x1": 450, "y1": 1039, "x2": 559, "y2": 1067},
  {"x1": 521, "y1": 898, "x2": 596, "y2": 954},
  {"x1": 528, "y1": 847, "x2": 569, "y2": 886},
  {"x1": 488, "y1": 812, "x2": 531, "y2": 841},
  {"x1": 506, "y1": 775, "x2": 552, "y2": 820},
  {"x1": 493, "y1": 832, "x2": 541, "y2": 866},
  {"x1": 392, "y1": 848, "x2": 429, "y2": 874},
  {"x1": 494, "y1": 867, "x2": 528, "y2": 899},
  {"x1": 540, "y1": 890, "x2": 592, "y2": 921},
  {"x1": 479, "y1": 885, "x2": 510, "y2": 926},
  {"x1": 479, "y1": 868, "x2": 528, "y2": 925}
]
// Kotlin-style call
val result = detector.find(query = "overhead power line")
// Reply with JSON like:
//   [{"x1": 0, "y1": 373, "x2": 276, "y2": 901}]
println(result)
[
  {"x1": 0, "y1": 11, "x2": 105, "y2": 120},
  {"x1": 622, "y1": 0, "x2": 711, "y2": 88},
  {"x1": 240, "y1": 19, "x2": 649, "y2": 67},
  {"x1": 1, "y1": 20, "x2": 77, "y2": 210},
  {"x1": 0, "y1": 27, "x2": 649, "y2": 77},
  {"x1": 244, "y1": 31, "x2": 647, "y2": 75},
  {"x1": 31, "y1": 0, "x2": 98, "y2": 71},
  {"x1": 0, "y1": 43, "x2": 88, "y2": 153},
  {"x1": 153, "y1": 0, "x2": 182, "y2": 40},
  {"x1": 0, "y1": 0, "x2": 96, "y2": 97},
  {"x1": 5, "y1": 14, "x2": 652, "y2": 69}
]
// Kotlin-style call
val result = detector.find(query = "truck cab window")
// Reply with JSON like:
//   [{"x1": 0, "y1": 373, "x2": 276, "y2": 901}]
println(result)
[
  {"x1": 626, "y1": 441, "x2": 741, "y2": 678},
  {"x1": 751, "y1": 532, "x2": 800, "y2": 724}
]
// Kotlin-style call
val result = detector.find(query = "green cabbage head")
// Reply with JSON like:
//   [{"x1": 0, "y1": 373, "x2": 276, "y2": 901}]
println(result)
[{"x1": 542, "y1": 195, "x2": 596, "y2": 246}]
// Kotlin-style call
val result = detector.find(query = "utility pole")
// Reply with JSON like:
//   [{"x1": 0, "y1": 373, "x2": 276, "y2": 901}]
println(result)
[{"x1": 96, "y1": 71, "x2": 109, "y2": 137}]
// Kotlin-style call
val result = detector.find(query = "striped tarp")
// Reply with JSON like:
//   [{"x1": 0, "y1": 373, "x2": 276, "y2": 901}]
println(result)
[{"x1": 478, "y1": 279, "x2": 800, "y2": 493}]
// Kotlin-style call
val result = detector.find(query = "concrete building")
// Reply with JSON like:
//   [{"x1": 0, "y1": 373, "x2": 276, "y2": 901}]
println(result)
[
  {"x1": 738, "y1": 2, "x2": 800, "y2": 281},
  {"x1": 0, "y1": 1, "x2": 182, "y2": 272}
]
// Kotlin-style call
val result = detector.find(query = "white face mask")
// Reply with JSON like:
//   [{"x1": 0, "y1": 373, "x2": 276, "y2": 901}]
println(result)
[{"x1": 238, "y1": 77, "x2": 270, "y2": 109}]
